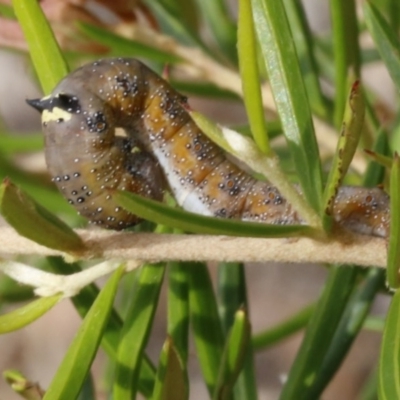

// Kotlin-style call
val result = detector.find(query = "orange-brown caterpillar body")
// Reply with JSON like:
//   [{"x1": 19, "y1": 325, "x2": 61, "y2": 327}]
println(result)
[{"x1": 27, "y1": 58, "x2": 390, "y2": 236}]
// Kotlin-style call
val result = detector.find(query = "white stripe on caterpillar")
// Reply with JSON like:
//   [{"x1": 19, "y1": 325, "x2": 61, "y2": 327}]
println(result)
[{"x1": 27, "y1": 58, "x2": 390, "y2": 236}]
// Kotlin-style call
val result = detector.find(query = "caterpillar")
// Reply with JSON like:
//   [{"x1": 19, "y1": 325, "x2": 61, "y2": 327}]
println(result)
[{"x1": 27, "y1": 57, "x2": 390, "y2": 237}]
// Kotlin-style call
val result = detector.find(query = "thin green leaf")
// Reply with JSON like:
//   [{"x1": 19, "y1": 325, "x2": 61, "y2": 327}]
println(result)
[
  {"x1": 238, "y1": 0, "x2": 270, "y2": 154},
  {"x1": 308, "y1": 268, "x2": 385, "y2": 398},
  {"x1": 4, "y1": 370, "x2": 44, "y2": 400},
  {"x1": 43, "y1": 266, "x2": 124, "y2": 400},
  {"x1": 189, "y1": 263, "x2": 224, "y2": 395},
  {"x1": 330, "y1": 0, "x2": 361, "y2": 127},
  {"x1": 364, "y1": 127, "x2": 390, "y2": 187},
  {"x1": 47, "y1": 257, "x2": 156, "y2": 398},
  {"x1": 364, "y1": 2, "x2": 400, "y2": 92},
  {"x1": 233, "y1": 120, "x2": 282, "y2": 140},
  {"x1": 143, "y1": 0, "x2": 209, "y2": 53},
  {"x1": 0, "y1": 294, "x2": 61, "y2": 334},
  {"x1": 213, "y1": 309, "x2": 251, "y2": 400},
  {"x1": 0, "y1": 156, "x2": 76, "y2": 217},
  {"x1": 233, "y1": 344, "x2": 258, "y2": 400},
  {"x1": 252, "y1": 303, "x2": 315, "y2": 350},
  {"x1": 113, "y1": 263, "x2": 165, "y2": 399},
  {"x1": 188, "y1": 110, "x2": 234, "y2": 153},
  {"x1": 78, "y1": 22, "x2": 182, "y2": 64},
  {"x1": 167, "y1": 262, "x2": 189, "y2": 363},
  {"x1": 251, "y1": 0, "x2": 323, "y2": 213},
  {"x1": 217, "y1": 263, "x2": 257, "y2": 400},
  {"x1": 12, "y1": 0, "x2": 68, "y2": 93},
  {"x1": 171, "y1": 80, "x2": 240, "y2": 101},
  {"x1": 378, "y1": 289, "x2": 400, "y2": 400},
  {"x1": 77, "y1": 374, "x2": 95, "y2": 400},
  {"x1": 323, "y1": 80, "x2": 365, "y2": 224},
  {"x1": 282, "y1": 0, "x2": 330, "y2": 119},
  {"x1": 114, "y1": 190, "x2": 314, "y2": 238},
  {"x1": 364, "y1": 149, "x2": 392, "y2": 171},
  {"x1": 192, "y1": 0, "x2": 237, "y2": 64},
  {"x1": 152, "y1": 337, "x2": 189, "y2": 400},
  {"x1": 218, "y1": 263, "x2": 247, "y2": 334},
  {"x1": 387, "y1": 0, "x2": 400, "y2": 33},
  {"x1": 0, "y1": 180, "x2": 85, "y2": 253},
  {"x1": 387, "y1": 153, "x2": 400, "y2": 288},
  {"x1": 313, "y1": 36, "x2": 336, "y2": 83},
  {"x1": 280, "y1": 266, "x2": 359, "y2": 400}
]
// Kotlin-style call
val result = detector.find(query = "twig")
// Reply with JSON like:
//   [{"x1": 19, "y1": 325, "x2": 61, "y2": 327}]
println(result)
[{"x1": 0, "y1": 227, "x2": 387, "y2": 268}]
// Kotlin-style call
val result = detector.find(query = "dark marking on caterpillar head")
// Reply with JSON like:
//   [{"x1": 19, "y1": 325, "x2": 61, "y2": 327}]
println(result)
[
  {"x1": 27, "y1": 93, "x2": 81, "y2": 114},
  {"x1": 27, "y1": 57, "x2": 390, "y2": 237}
]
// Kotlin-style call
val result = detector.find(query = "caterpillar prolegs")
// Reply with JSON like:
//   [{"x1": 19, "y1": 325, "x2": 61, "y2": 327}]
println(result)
[{"x1": 27, "y1": 58, "x2": 390, "y2": 237}]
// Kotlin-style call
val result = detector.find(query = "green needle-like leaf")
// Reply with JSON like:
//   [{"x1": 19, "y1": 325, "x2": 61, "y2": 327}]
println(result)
[
  {"x1": 308, "y1": 268, "x2": 384, "y2": 398},
  {"x1": 282, "y1": 0, "x2": 329, "y2": 119},
  {"x1": 12, "y1": 0, "x2": 68, "y2": 93},
  {"x1": 378, "y1": 288, "x2": 400, "y2": 400},
  {"x1": 143, "y1": 0, "x2": 209, "y2": 52},
  {"x1": 193, "y1": 0, "x2": 237, "y2": 64},
  {"x1": 252, "y1": 303, "x2": 315, "y2": 350},
  {"x1": 113, "y1": 263, "x2": 165, "y2": 399},
  {"x1": 280, "y1": 266, "x2": 360, "y2": 400},
  {"x1": 387, "y1": 152, "x2": 400, "y2": 288},
  {"x1": 79, "y1": 22, "x2": 182, "y2": 64},
  {"x1": 4, "y1": 370, "x2": 44, "y2": 400},
  {"x1": 0, "y1": 294, "x2": 61, "y2": 334},
  {"x1": 47, "y1": 257, "x2": 156, "y2": 397},
  {"x1": 217, "y1": 263, "x2": 257, "y2": 400},
  {"x1": 77, "y1": 374, "x2": 95, "y2": 400},
  {"x1": 0, "y1": 180, "x2": 85, "y2": 253},
  {"x1": 114, "y1": 190, "x2": 313, "y2": 238},
  {"x1": 43, "y1": 266, "x2": 124, "y2": 400},
  {"x1": 152, "y1": 337, "x2": 189, "y2": 400},
  {"x1": 330, "y1": 0, "x2": 360, "y2": 128},
  {"x1": 238, "y1": 0, "x2": 270, "y2": 154},
  {"x1": 323, "y1": 80, "x2": 365, "y2": 226},
  {"x1": 364, "y1": 148, "x2": 392, "y2": 171},
  {"x1": 190, "y1": 263, "x2": 224, "y2": 395},
  {"x1": 251, "y1": 0, "x2": 323, "y2": 213},
  {"x1": 364, "y1": 2, "x2": 400, "y2": 92},
  {"x1": 213, "y1": 309, "x2": 251, "y2": 400},
  {"x1": 363, "y1": 129, "x2": 390, "y2": 188},
  {"x1": 167, "y1": 262, "x2": 190, "y2": 363}
]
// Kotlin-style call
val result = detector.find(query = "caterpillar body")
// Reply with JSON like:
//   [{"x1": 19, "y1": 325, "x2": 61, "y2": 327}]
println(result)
[{"x1": 27, "y1": 58, "x2": 390, "y2": 237}]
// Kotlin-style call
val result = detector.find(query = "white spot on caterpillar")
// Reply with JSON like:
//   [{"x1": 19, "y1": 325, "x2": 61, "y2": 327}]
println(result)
[{"x1": 42, "y1": 107, "x2": 73, "y2": 123}]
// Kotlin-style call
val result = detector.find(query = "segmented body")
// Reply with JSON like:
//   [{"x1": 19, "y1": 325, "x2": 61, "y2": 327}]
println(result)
[{"x1": 27, "y1": 58, "x2": 390, "y2": 237}]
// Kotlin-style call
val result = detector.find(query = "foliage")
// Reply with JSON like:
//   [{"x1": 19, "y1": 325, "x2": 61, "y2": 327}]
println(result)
[{"x1": 0, "y1": 0, "x2": 399, "y2": 399}]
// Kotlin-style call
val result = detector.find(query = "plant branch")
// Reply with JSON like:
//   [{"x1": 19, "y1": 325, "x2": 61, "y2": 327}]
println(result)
[{"x1": 0, "y1": 227, "x2": 387, "y2": 268}]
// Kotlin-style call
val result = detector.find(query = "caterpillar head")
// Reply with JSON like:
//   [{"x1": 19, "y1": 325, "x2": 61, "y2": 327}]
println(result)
[
  {"x1": 27, "y1": 83, "x2": 162, "y2": 230},
  {"x1": 27, "y1": 91, "x2": 116, "y2": 147}
]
